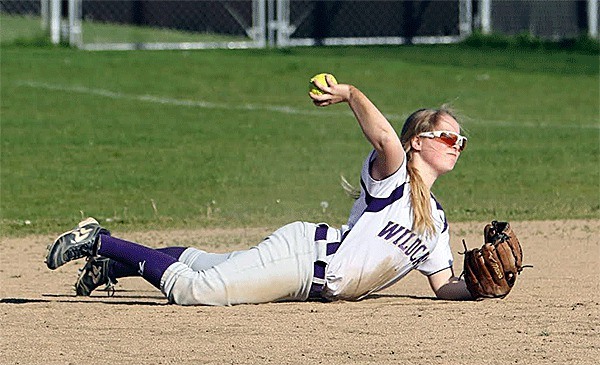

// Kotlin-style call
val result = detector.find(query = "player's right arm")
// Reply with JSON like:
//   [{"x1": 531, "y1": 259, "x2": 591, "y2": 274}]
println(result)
[{"x1": 310, "y1": 77, "x2": 404, "y2": 180}]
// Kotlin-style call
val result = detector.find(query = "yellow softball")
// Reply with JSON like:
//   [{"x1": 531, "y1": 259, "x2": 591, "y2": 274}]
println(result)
[{"x1": 309, "y1": 73, "x2": 338, "y2": 95}]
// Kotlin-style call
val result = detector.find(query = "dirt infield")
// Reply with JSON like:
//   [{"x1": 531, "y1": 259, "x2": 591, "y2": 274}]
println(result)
[{"x1": 1, "y1": 220, "x2": 598, "y2": 365}]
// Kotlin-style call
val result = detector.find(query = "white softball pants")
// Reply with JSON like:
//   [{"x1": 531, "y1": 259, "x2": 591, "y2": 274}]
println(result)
[{"x1": 160, "y1": 222, "x2": 322, "y2": 306}]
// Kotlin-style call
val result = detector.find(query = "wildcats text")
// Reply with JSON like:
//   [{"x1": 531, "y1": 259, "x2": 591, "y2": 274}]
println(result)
[{"x1": 377, "y1": 221, "x2": 430, "y2": 267}]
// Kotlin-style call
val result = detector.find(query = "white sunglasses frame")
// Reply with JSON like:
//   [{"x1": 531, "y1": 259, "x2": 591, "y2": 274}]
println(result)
[{"x1": 417, "y1": 130, "x2": 468, "y2": 151}]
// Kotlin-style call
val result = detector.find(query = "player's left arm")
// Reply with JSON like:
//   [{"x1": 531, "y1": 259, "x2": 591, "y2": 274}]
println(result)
[{"x1": 427, "y1": 268, "x2": 472, "y2": 300}]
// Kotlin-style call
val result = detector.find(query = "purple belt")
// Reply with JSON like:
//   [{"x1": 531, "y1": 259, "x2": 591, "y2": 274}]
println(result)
[{"x1": 309, "y1": 224, "x2": 341, "y2": 298}]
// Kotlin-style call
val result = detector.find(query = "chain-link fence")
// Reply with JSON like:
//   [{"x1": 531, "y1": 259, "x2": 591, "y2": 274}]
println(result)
[
  {"x1": 73, "y1": 0, "x2": 266, "y2": 50},
  {"x1": 1, "y1": 0, "x2": 598, "y2": 49},
  {"x1": 478, "y1": 0, "x2": 596, "y2": 39},
  {"x1": 1, "y1": 0, "x2": 41, "y2": 14},
  {"x1": 276, "y1": 0, "x2": 468, "y2": 46},
  {"x1": 1, "y1": 0, "x2": 266, "y2": 49}
]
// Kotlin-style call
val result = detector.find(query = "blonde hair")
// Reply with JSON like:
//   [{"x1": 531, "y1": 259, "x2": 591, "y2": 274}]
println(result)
[{"x1": 401, "y1": 106, "x2": 458, "y2": 236}]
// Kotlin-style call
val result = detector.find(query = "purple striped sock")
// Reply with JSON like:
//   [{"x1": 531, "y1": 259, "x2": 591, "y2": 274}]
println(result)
[
  {"x1": 110, "y1": 247, "x2": 187, "y2": 279},
  {"x1": 97, "y1": 234, "x2": 178, "y2": 289}
]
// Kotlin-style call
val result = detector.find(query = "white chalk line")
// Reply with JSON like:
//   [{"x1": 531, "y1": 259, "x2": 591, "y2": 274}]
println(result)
[
  {"x1": 17, "y1": 80, "x2": 349, "y2": 118},
  {"x1": 17, "y1": 80, "x2": 599, "y2": 129}
]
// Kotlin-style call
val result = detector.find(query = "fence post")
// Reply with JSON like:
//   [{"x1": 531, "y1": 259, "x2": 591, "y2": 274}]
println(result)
[
  {"x1": 68, "y1": 0, "x2": 83, "y2": 47},
  {"x1": 276, "y1": 0, "x2": 290, "y2": 47},
  {"x1": 50, "y1": 0, "x2": 60, "y2": 44},
  {"x1": 480, "y1": 0, "x2": 492, "y2": 34},
  {"x1": 589, "y1": 0, "x2": 598, "y2": 38},
  {"x1": 459, "y1": 0, "x2": 473, "y2": 38},
  {"x1": 252, "y1": 0, "x2": 267, "y2": 47},
  {"x1": 267, "y1": 0, "x2": 275, "y2": 47},
  {"x1": 41, "y1": 0, "x2": 49, "y2": 30}
]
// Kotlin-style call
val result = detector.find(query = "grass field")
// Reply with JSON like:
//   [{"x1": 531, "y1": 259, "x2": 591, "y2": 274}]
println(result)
[
  {"x1": 1, "y1": 29, "x2": 598, "y2": 236},
  {"x1": 1, "y1": 16, "x2": 598, "y2": 365},
  {"x1": 0, "y1": 15, "x2": 45, "y2": 43},
  {"x1": 0, "y1": 14, "x2": 248, "y2": 46}
]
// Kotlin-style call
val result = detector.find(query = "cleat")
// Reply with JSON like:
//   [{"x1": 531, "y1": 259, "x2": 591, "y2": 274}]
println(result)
[
  {"x1": 45, "y1": 217, "x2": 110, "y2": 270},
  {"x1": 75, "y1": 256, "x2": 117, "y2": 296}
]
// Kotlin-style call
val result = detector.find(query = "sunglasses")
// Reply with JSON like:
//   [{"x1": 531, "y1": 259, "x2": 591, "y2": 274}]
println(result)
[{"x1": 418, "y1": 131, "x2": 468, "y2": 152}]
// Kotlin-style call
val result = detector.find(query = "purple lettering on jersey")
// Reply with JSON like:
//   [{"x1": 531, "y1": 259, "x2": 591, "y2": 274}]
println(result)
[
  {"x1": 411, "y1": 252, "x2": 430, "y2": 268},
  {"x1": 377, "y1": 221, "x2": 404, "y2": 240},
  {"x1": 393, "y1": 230, "x2": 415, "y2": 250},
  {"x1": 377, "y1": 220, "x2": 430, "y2": 268},
  {"x1": 403, "y1": 237, "x2": 422, "y2": 256},
  {"x1": 409, "y1": 245, "x2": 427, "y2": 261}
]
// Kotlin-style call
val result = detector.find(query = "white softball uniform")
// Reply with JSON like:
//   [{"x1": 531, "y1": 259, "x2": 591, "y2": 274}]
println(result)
[
  {"x1": 160, "y1": 221, "x2": 342, "y2": 306},
  {"x1": 160, "y1": 149, "x2": 453, "y2": 305},
  {"x1": 321, "y1": 149, "x2": 453, "y2": 300}
]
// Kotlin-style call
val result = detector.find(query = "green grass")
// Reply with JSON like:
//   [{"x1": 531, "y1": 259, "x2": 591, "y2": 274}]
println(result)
[
  {"x1": 80, "y1": 19, "x2": 248, "y2": 44},
  {"x1": 0, "y1": 14, "x2": 250, "y2": 47},
  {"x1": 0, "y1": 15, "x2": 48, "y2": 45},
  {"x1": 1, "y1": 33, "x2": 599, "y2": 236},
  {"x1": 463, "y1": 31, "x2": 600, "y2": 55}
]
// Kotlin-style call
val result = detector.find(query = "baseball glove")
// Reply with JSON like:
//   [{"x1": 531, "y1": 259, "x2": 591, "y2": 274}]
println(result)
[{"x1": 462, "y1": 221, "x2": 524, "y2": 300}]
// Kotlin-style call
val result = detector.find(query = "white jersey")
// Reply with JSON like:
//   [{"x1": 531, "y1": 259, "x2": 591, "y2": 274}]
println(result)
[{"x1": 323, "y1": 150, "x2": 453, "y2": 300}]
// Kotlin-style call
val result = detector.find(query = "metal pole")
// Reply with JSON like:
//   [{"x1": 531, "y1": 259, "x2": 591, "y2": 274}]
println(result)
[
  {"x1": 252, "y1": 0, "x2": 267, "y2": 47},
  {"x1": 68, "y1": 0, "x2": 83, "y2": 47},
  {"x1": 41, "y1": 0, "x2": 49, "y2": 30},
  {"x1": 50, "y1": 0, "x2": 61, "y2": 44},
  {"x1": 589, "y1": 0, "x2": 598, "y2": 39},
  {"x1": 276, "y1": 0, "x2": 290, "y2": 47},
  {"x1": 459, "y1": 0, "x2": 473, "y2": 38},
  {"x1": 480, "y1": 0, "x2": 492, "y2": 34},
  {"x1": 267, "y1": 0, "x2": 275, "y2": 47}
]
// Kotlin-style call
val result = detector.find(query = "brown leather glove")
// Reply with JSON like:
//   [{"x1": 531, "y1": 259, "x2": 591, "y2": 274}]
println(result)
[{"x1": 462, "y1": 221, "x2": 524, "y2": 299}]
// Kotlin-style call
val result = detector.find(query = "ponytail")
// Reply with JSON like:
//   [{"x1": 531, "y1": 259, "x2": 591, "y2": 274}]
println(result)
[
  {"x1": 402, "y1": 106, "x2": 459, "y2": 237},
  {"x1": 406, "y1": 162, "x2": 435, "y2": 237},
  {"x1": 342, "y1": 105, "x2": 460, "y2": 238}
]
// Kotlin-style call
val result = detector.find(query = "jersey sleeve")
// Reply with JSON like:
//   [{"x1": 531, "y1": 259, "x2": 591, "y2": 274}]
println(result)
[
  {"x1": 416, "y1": 228, "x2": 454, "y2": 276},
  {"x1": 360, "y1": 149, "x2": 407, "y2": 198},
  {"x1": 346, "y1": 149, "x2": 407, "y2": 229}
]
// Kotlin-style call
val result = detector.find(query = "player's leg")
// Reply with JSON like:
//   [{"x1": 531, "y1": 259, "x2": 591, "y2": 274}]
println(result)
[
  {"x1": 110, "y1": 248, "x2": 238, "y2": 281},
  {"x1": 90, "y1": 222, "x2": 316, "y2": 305},
  {"x1": 177, "y1": 249, "x2": 234, "y2": 271},
  {"x1": 77, "y1": 247, "x2": 249, "y2": 297},
  {"x1": 95, "y1": 234, "x2": 180, "y2": 290},
  {"x1": 163, "y1": 221, "x2": 317, "y2": 306},
  {"x1": 75, "y1": 246, "x2": 188, "y2": 296},
  {"x1": 75, "y1": 243, "x2": 238, "y2": 296},
  {"x1": 109, "y1": 246, "x2": 188, "y2": 278},
  {"x1": 47, "y1": 218, "x2": 318, "y2": 305}
]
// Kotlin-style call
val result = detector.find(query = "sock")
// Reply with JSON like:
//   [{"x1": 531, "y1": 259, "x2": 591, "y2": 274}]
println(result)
[
  {"x1": 109, "y1": 247, "x2": 187, "y2": 279},
  {"x1": 97, "y1": 234, "x2": 178, "y2": 289}
]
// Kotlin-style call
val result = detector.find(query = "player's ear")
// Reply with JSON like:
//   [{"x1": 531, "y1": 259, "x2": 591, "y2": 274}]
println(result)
[{"x1": 410, "y1": 136, "x2": 422, "y2": 151}]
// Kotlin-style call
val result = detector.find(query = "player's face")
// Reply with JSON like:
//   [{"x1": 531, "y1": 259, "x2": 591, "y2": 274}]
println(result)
[{"x1": 419, "y1": 114, "x2": 463, "y2": 176}]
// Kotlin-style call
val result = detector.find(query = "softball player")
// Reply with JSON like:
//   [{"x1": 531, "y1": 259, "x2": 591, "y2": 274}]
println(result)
[{"x1": 45, "y1": 76, "x2": 473, "y2": 304}]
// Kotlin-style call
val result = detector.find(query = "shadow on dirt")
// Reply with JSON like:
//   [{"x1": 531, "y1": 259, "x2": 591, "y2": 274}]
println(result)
[{"x1": 0, "y1": 296, "x2": 167, "y2": 306}]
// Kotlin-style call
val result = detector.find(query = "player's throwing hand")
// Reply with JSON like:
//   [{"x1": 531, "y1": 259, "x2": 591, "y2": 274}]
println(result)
[{"x1": 309, "y1": 73, "x2": 351, "y2": 107}]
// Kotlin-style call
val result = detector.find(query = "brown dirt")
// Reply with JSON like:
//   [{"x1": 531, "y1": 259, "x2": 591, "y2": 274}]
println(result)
[{"x1": 1, "y1": 220, "x2": 598, "y2": 365}]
